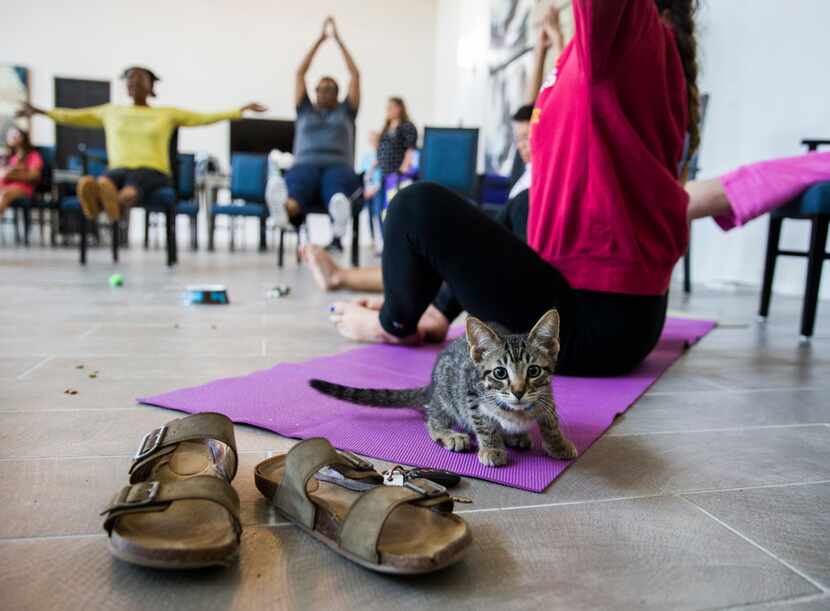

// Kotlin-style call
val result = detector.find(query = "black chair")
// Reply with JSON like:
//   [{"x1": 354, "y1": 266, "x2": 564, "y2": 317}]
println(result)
[
  {"x1": 275, "y1": 177, "x2": 365, "y2": 269},
  {"x1": 136, "y1": 130, "x2": 181, "y2": 266},
  {"x1": 758, "y1": 138, "x2": 830, "y2": 339},
  {"x1": 9, "y1": 146, "x2": 55, "y2": 246},
  {"x1": 57, "y1": 146, "x2": 119, "y2": 265},
  {"x1": 682, "y1": 92, "x2": 710, "y2": 293}
]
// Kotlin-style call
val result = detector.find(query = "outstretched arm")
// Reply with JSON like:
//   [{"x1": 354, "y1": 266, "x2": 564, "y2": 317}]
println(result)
[
  {"x1": 296, "y1": 21, "x2": 329, "y2": 108},
  {"x1": 172, "y1": 103, "x2": 267, "y2": 127},
  {"x1": 529, "y1": 4, "x2": 565, "y2": 103},
  {"x1": 18, "y1": 101, "x2": 105, "y2": 128},
  {"x1": 330, "y1": 17, "x2": 360, "y2": 112}
]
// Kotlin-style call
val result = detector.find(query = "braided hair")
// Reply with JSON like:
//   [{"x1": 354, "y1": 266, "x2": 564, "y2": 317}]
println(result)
[{"x1": 656, "y1": 0, "x2": 701, "y2": 165}]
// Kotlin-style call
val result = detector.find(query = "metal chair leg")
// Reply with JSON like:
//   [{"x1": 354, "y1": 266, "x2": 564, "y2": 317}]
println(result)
[
  {"x1": 259, "y1": 217, "x2": 267, "y2": 252},
  {"x1": 111, "y1": 221, "x2": 119, "y2": 262},
  {"x1": 144, "y1": 209, "x2": 150, "y2": 249},
  {"x1": 208, "y1": 213, "x2": 215, "y2": 251},
  {"x1": 166, "y1": 207, "x2": 177, "y2": 266},
  {"x1": 759, "y1": 217, "x2": 783, "y2": 318},
  {"x1": 800, "y1": 216, "x2": 829, "y2": 338},
  {"x1": 278, "y1": 229, "x2": 285, "y2": 268},
  {"x1": 79, "y1": 215, "x2": 88, "y2": 265}
]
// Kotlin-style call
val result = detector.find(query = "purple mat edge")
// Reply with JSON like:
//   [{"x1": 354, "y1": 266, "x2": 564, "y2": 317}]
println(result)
[{"x1": 137, "y1": 317, "x2": 717, "y2": 492}]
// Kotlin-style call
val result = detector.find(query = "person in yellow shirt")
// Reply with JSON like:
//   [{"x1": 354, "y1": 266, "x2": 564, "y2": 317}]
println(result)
[{"x1": 19, "y1": 66, "x2": 266, "y2": 220}]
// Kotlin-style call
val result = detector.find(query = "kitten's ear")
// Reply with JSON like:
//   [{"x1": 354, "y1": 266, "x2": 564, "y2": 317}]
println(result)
[
  {"x1": 466, "y1": 317, "x2": 503, "y2": 363},
  {"x1": 528, "y1": 309, "x2": 560, "y2": 356}
]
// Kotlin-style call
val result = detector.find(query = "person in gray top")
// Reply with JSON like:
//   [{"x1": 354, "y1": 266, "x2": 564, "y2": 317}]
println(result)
[{"x1": 278, "y1": 16, "x2": 362, "y2": 252}]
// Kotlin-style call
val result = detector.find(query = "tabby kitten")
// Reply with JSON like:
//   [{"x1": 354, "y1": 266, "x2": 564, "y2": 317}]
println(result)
[{"x1": 309, "y1": 309, "x2": 577, "y2": 467}]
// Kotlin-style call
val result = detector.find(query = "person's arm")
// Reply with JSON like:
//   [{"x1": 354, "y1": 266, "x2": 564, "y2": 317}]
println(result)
[
  {"x1": 330, "y1": 18, "x2": 360, "y2": 112},
  {"x1": 398, "y1": 122, "x2": 418, "y2": 173},
  {"x1": 171, "y1": 103, "x2": 266, "y2": 127},
  {"x1": 296, "y1": 21, "x2": 329, "y2": 109},
  {"x1": 572, "y1": 0, "x2": 653, "y2": 82},
  {"x1": 17, "y1": 102, "x2": 106, "y2": 128},
  {"x1": 4, "y1": 152, "x2": 43, "y2": 183},
  {"x1": 529, "y1": 4, "x2": 565, "y2": 102}
]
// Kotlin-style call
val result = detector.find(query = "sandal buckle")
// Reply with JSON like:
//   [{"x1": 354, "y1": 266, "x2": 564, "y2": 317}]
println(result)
[
  {"x1": 134, "y1": 426, "x2": 167, "y2": 460},
  {"x1": 339, "y1": 451, "x2": 374, "y2": 471},
  {"x1": 403, "y1": 478, "x2": 447, "y2": 498},
  {"x1": 102, "y1": 481, "x2": 160, "y2": 515}
]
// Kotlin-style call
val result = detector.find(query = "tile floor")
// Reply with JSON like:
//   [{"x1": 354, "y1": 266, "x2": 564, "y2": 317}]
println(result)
[{"x1": 1, "y1": 244, "x2": 829, "y2": 611}]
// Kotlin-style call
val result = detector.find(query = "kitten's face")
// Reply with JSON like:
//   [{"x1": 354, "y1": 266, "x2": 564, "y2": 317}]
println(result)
[{"x1": 466, "y1": 310, "x2": 560, "y2": 416}]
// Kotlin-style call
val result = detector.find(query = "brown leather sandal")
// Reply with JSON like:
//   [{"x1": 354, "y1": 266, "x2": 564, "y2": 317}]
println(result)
[
  {"x1": 255, "y1": 438, "x2": 472, "y2": 575},
  {"x1": 101, "y1": 412, "x2": 241, "y2": 569}
]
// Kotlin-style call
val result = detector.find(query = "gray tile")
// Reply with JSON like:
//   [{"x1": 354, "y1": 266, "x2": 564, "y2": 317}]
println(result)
[
  {"x1": 0, "y1": 496, "x2": 818, "y2": 611},
  {"x1": 610, "y1": 388, "x2": 830, "y2": 435},
  {"x1": 685, "y1": 482, "x2": 830, "y2": 589},
  {"x1": 0, "y1": 408, "x2": 297, "y2": 459},
  {"x1": 731, "y1": 595, "x2": 830, "y2": 610},
  {"x1": 0, "y1": 453, "x2": 276, "y2": 539}
]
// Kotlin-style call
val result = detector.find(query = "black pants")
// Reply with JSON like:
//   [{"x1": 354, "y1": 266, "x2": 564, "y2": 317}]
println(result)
[{"x1": 379, "y1": 182, "x2": 667, "y2": 376}]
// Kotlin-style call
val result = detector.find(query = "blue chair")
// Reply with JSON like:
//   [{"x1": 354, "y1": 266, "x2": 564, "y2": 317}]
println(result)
[
  {"x1": 9, "y1": 145, "x2": 55, "y2": 246},
  {"x1": 759, "y1": 139, "x2": 830, "y2": 338},
  {"x1": 419, "y1": 127, "x2": 480, "y2": 200},
  {"x1": 209, "y1": 153, "x2": 268, "y2": 252},
  {"x1": 144, "y1": 152, "x2": 198, "y2": 254}
]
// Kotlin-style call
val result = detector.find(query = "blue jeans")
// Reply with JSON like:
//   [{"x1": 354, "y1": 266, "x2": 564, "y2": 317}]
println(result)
[{"x1": 284, "y1": 163, "x2": 361, "y2": 216}]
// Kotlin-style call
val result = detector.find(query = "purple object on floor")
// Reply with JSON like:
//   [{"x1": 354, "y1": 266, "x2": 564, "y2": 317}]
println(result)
[{"x1": 138, "y1": 317, "x2": 716, "y2": 492}]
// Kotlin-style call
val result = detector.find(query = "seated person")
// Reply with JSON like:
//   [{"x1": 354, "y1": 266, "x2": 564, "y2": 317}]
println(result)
[
  {"x1": 19, "y1": 66, "x2": 264, "y2": 221},
  {"x1": 271, "y1": 16, "x2": 361, "y2": 252},
  {"x1": 0, "y1": 127, "x2": 43, "y2": 215}
]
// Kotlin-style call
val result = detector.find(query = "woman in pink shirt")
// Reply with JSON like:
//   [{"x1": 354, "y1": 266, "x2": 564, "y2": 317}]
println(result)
[
  {"x1": 331, "y1": 0, "x2": 699, "y2": 376},
  {"x1": 0, "y1": 127, "x2": 43, "y2": 215}
]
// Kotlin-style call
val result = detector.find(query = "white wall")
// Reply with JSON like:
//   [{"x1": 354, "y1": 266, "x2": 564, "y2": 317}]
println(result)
[
  {"x1": 693, "y1": 0, "x2": 830, "y2": 298},
  {"x1": 1, "y1": 0, "x2": 438, "y2": 171},
  {"x1": 432, "y1": 0, "x2": 830, "y2": 299}
]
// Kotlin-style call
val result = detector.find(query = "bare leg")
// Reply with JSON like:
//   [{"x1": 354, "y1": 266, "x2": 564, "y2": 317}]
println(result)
[
  {"x1": 686, "y1": 178, "x2": 731, "y2": 222},
  {"x1": 285, "y1": 196, "x2": 303, "y2": 221},
  {"x1": 417, "y1": 305, "x2": 451, "y2": 344},
  {"x1": 96, "y1": 177, "x2": 125, "y2": 221},
  {"x1": 301, "y1": 244, "x2": 383, "y2": 292},
  {"x1": 0, "y1": 186, "x2": 29, "y2": 215},
  {"x1": 76, "y1": 175, "x2": 101, "y2": 219}
]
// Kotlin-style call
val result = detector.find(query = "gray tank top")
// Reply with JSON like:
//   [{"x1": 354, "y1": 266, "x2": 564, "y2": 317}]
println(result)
[{"x1": 293, "y1": 95, "x2": 356, "y2": 167}]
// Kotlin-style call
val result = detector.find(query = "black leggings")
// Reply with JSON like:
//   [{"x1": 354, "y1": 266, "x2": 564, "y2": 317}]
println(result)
[{"x1": 379, "y1": 182, "x2": 668, "y2": 376}]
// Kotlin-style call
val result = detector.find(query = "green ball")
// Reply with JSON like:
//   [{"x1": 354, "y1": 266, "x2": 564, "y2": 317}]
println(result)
[{"x1": 109, "y1": 273, "x2": 124, "y2": 287}]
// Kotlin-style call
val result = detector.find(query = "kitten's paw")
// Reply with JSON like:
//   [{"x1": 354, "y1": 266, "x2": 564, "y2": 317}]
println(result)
[
  {"x1": 503, "y1": 432, "x2": 532, "y2": 450},
  {"x1": 434, "y1": 432, "x2": 471, "y2": 452},
  {"x1": 478, "y1": 447, "x2": 508, "y2": 467},
  {"x1": 544, "y1": 439, "x2": 578, "y2": 460}
]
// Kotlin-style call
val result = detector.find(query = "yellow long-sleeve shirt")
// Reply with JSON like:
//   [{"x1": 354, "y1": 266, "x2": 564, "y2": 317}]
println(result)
[{"x1": 47, "y1": 104, "x2": 242, "y2": 175}]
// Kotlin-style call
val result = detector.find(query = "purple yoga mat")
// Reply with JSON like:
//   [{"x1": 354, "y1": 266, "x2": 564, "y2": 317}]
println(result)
[{"x1": 139, "y1": 317, "x2": 715, "y2": 492}]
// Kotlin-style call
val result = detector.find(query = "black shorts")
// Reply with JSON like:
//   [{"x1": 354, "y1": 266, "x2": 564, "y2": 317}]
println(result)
[{"x1": 105, "y1": 167, "x2": 172, "y2": 201}]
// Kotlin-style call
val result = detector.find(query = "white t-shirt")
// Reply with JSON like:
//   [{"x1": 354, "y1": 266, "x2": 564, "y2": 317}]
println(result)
[{"x1": 509, "y1": 162, "x2": 531, "y2": 199}]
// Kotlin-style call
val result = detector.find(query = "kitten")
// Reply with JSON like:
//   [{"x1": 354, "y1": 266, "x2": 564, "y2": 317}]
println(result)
[{"x1": 309, "y1": 309, "x2": 577, "y2": 467}]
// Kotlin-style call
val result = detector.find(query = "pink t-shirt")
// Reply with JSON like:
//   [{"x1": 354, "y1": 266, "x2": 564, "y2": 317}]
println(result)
[
  {"x1": 528, "y1": 0, "x2": 690, "y2": 295},
  {"x1": 1, "y1": 150, "x2": 44, "y2": 198}
]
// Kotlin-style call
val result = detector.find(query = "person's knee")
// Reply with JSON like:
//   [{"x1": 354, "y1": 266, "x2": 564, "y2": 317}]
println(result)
[{"x1": 386, "y1": 182, "x2": 448, "y2": 231}]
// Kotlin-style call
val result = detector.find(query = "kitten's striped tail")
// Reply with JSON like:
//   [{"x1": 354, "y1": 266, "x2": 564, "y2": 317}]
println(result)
[{"x1": 309, "y1": 379, "x2": 430, "y2": 408}]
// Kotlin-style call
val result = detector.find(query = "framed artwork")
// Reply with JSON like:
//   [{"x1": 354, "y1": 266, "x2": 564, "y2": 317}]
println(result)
[
  {"x1": 0, "y1": 65, "x2": 30, "y2": 149},
  {"x1": 485, "y1": 1, "x2": 572, "y2": 174}
]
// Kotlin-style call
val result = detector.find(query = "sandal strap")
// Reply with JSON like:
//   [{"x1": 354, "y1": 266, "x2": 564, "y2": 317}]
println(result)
[
  {"x1": 100, "y1": 476, "x2": 241, "y2": 536},
  {"x1": 273, "y1": 438, "x2": 355, "y2": 528},
  {"x1": 129, "y1": 412, "x2": 238, "y2": 482},
  {"x1": 339, "y1": 478, "x2": 455, "y2": 564}
]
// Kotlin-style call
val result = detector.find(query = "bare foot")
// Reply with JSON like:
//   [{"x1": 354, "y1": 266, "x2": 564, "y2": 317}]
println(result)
[
  {"x1": 417, "y1": 305, "x2": 451, "y2": 343},
  {"x1": 329, "y1": 301, "x2": 421, "y2": 344},
  {"x1": 302, "y1": 245, "x2": 342, "y2": 291}
]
